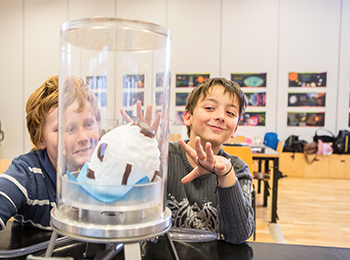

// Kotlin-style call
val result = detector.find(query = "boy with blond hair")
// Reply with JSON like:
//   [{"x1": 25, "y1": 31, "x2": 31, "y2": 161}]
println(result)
[{"x1": 0, "y1": 76, "x2": 100, "y2": 230}]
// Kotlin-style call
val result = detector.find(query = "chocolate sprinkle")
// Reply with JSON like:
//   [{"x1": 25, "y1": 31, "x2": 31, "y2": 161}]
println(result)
[
  {"x1": 121, "y1": 164, "x2": 132, "y2": 185},
  {"x1": 86, "y1": 168, "x2": 95, "y2": 179},
  {"x1": 98, "y1": 143, "x2": 108, "y2": 162},
  {"x1": 131, "y1": 121, "x2": 155, "y2": 138},
  {"x1": 151, "y1": 171, "x2": 159, "y2": 182}
]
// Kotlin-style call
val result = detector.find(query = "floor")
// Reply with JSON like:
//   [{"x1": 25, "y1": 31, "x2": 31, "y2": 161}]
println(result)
[{"x1": 247, "y1": 177, "x2": 350, "y2": 248}]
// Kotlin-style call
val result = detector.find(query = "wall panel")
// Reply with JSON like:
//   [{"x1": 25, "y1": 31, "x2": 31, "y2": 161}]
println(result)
[
  {"x1": 337, "y1": 0, "x2": 350, "y2": 132},
  {"x1": 0, "y1": 0, "x2": 24, "y2": 159},
  {"x1": 167, "y1": 0, "x2": 221, "y2": 137},
  {"x1": 221, "y1": 0, "x2": 279, "y2": 141},
  {"x1": 277, "y1": 0, "x2": 342, "y2": 142},
  {"x1": 24, "y1": 0, "x2": 68, "y2": 152}
]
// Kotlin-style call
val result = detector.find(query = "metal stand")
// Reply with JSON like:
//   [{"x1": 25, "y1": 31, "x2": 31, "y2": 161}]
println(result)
[
  {"x1": 45, "y1": 206, "x2": 174, "y2": 259},
  {"x1": 44, "y1": 230, "x2": 180, "y2": 260}
]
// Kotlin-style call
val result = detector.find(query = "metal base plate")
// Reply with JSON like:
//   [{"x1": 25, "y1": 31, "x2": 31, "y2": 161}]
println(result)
[{"x1": 50, "y1": 206, "x2": 172, "y2": 243}]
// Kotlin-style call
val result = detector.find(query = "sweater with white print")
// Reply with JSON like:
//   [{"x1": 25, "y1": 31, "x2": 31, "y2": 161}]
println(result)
[
  {"x1": 0, "y1": 149, "x2": 56, "y2": 230},
  {"x1": 167, "y1": 141, "x2": 254, "y2": 244}
]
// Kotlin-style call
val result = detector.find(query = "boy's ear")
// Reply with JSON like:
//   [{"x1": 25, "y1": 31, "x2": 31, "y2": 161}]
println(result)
[
  {"x1": 183, "y1": 110, "x2": 192, "y2": 127},
  {"x1": 38, "y1": 140, "x2": 47, "y2": 150}
]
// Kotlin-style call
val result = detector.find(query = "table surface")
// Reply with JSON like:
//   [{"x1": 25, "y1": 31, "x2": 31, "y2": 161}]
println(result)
[{"x1": 1, "y1": 222, "x2": 349, "y2": 260}]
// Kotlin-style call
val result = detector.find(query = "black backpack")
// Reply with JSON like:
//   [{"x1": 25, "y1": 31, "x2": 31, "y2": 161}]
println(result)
[
  {"x1": 333, "y1": 130, "x2": 350, "y2": 154},
  {"x1": 283, "y1": 135, "x2": 306, "y2": 153}
]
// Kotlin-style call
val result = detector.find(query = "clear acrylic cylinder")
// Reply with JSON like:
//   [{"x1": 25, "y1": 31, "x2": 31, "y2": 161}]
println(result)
[{"x1": 53, "y1": 17, "x2": 171, "y2": 241}]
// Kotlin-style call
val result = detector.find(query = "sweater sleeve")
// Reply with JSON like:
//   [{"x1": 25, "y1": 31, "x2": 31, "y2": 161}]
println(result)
[
  {"x1": 216, "y1": 153, "x2": 255, "y2": 244},
  {"x1": 0, "y1": 159, "x2": 32, "y2": 230}
]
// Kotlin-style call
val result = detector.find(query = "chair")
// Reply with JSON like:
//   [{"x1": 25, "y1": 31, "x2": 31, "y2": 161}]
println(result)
[
  {"x1": 169, "y1": 134, "x2": 181, "y2": 142},
  {"x1": 253, "y1": 140, "x2": 284, "y2": 207},
  {"x1": 0, "y1": 159, "x2": 11, "y2": 174},
  {"x1": 236, "y1": 135, "x2": 246, "y2": 143},
  {"x1": 221, "y1": 145, "x2": 256, "y2": 240}
]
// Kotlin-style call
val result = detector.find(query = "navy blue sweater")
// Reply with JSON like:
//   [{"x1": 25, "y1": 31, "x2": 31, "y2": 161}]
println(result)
[{"x1": 0, "y1": 149, "x2": 56, "y2": 230}]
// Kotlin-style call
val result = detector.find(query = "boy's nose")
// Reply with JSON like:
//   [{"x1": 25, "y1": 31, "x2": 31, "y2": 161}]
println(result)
[
  {"x1": 77, "y1": 128, "x2": 89, "y2": 143},
  {"x1": 214, "y1": 109, "x2": 225, "y2": 122}
]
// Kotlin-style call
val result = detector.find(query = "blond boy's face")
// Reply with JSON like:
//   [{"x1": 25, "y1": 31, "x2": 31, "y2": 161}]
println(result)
[
  {"x1": 184, "y1": 84, "x2": 239, "y2": 148},
  {"x1": 64, "y1": 100, "x2": 99, "y2": 172},
  {"x1": 39, "y1": 107, "x2": 59, "y2": 171}
]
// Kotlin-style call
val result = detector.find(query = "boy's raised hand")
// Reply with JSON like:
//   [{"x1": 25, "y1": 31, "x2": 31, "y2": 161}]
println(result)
[
  {"x1": 180, "y1": 137, "x2": 233, "y2": 184},
  {"x1": 120, "y1": 100, "x2": 161, "y2": 133}
]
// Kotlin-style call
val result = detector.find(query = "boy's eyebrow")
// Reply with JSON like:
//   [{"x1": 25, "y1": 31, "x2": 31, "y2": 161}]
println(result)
[{"x1": 204, "y1": 97, "x2": 239, "y2": 110}]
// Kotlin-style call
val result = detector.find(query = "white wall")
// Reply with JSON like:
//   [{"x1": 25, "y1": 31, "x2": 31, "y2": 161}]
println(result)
[
  {"x1": 0, "y1": 0, "x2": 349, "y2": 159},
  {"x1": 277, "y1": 0, "x2": 342, "y2": 142}
]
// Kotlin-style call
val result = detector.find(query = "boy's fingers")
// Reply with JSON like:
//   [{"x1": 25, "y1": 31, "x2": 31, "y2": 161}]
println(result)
[
  {"x1": 120, "y1": 108, "x2": 133, "y2": 123},
  {"x1": 152, "y1": 112, "x2": 161, "y2": 132},
  {"x1": 181, "y1": 170, "x2": 202, "y2": 184},
  {"x1": 136, "y1": 100, "x2": 143, "y2": 122},
  {"x1": 144, "y1": 104, "x2": 152, "y2": 126},
  {"x1": 194, "y1": 137, "x2": 207, "y2": 161},
  {"x1": 179, "y1": 139, "x2": 197, "y2": 159}
]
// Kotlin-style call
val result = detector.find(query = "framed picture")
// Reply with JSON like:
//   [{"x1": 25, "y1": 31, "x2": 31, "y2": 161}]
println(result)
[
  {"x1": 231, "y1": 73, "x2": 267, "y2": 87},
  {"x1": 86, "y1": 75, "x2": 107, "y2": 107},
  {"x1": 287, "y1": 112, "x2": 325, "y2": 127},
  {"x1": 123, "y1": 74, "x2": 145, "y2": 89},
  {"x1": 239, "y1": 112, "x2": 266, "y2": 126},
  {"x1": 245, "y1": 92, "x2": 266, "y2": 107},
  {"x1": 288, "y1": 72, "x2": 327, "y2": 87},
  {"x1": 288, "y1": 92, "x2": 326, "y2": 107}
]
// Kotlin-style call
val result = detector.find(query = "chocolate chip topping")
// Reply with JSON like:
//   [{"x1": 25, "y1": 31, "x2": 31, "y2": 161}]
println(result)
[
  {"x1": 151, "y1": 171, "x2": 159, "y2": 182},
  {"x1": 98, "y1": 143, "x2": 108, "y2": 162},
  {"x1": 131, "y1": 121, "x2": 155, "y2": 138},
  {"x1": 86, "y1": 168, "x2": 95, "y2": 179},
  {"x1": 122, "y1": 164, "x2": 132, "y2": 185}
]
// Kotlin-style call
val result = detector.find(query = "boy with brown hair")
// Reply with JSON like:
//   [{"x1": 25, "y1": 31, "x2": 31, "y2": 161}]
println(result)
[
  {"x1": 0, "y1": 75, "x2": 100, "y2": 230},
  {"x1": 167, "y1": 77, "x2": 255, "y2": 244}
]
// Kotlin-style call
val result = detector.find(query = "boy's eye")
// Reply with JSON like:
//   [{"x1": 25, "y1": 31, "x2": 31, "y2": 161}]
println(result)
[
  {"x1": 86, "y1": 120, "x2": 96, "y2": 129},
  {"x1": 204, "y1": 106, "x2": 214, "y2": 111},
  {"x1": 227, "y1": 111, "x2": 236, "y2": 117},
  {"x1": 66, "y1": 125, "x2": 76, "y2": 134}
]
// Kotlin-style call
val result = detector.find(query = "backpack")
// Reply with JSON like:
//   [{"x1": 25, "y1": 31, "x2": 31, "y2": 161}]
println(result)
[
  {"x1": 263, "y1": 132, "x2": 279, "y2": 150},
  {"x1": 333, "y1": 130, "x2": 350, "y2": 154},
  {"x1": 283, "y1": 135, "x2": 307, "y2": 153}
]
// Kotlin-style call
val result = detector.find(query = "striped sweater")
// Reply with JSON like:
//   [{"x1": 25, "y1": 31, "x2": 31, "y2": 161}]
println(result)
[
  {"x1": 0, "y1": 149, "x2": 56, "y2": 230},
  {"x1": 167, "y1": 142, "x2": 255, "y2": 244}
]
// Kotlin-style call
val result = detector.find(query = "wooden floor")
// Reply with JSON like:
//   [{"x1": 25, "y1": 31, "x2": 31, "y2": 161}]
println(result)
[{"x1": 247, "y1": 177, "x2": 350, "y2": 248}]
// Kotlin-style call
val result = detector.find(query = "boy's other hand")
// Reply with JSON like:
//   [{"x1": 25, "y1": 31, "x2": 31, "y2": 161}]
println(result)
[
  {"x1": 180, "y1": 137, "x2": 232, "y2": 184},
  {"x1": 120, "y1": 100, "x2": 161, "y2": 133}
]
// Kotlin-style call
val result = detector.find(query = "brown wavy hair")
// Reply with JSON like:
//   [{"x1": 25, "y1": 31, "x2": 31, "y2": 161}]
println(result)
[{"x1": 26, "y1": 76, "x2": 59, "y2": 151}]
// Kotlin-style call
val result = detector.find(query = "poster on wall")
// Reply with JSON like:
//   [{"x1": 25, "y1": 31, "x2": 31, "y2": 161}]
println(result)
[
  {"x1": 245, "y1": 92, "x2": 266, "y2": 107},
  {"x1": 123, "y1": 74, "x2": 145, "y2": 89},
  {"x1": 287, "y1": 112, "x2": 325, "y2": 127},
  {"x1": 175, "y1": 110, "x2": 185, "y2": 125},
  {"x1": 176, "y1": 73, "x2": 210, "y2": 88},
  {"x1": 239, "y1": 112, "x2": 266, "y2": 126},
  {"x1": 174, "y1": 73, "x2": 210, "y2": 125},
  {"x1": 86, "y1": 75, "x2": 108, "y2": 107},
  {"x1": 231, "y1": 73, "x2": 266, "y2": 87},
  {"x1": 123, "y1": 92, "x2": 144, "y2": 107},
  {"x1": 288, "y1": 92, "x2": 326, "y2": 107},
  {"x1": 176, "y1": 92, "x2": 189, "y2": 106},
  {"x1": 288, "y1": 72, "x2": 327, "y2": 87}
]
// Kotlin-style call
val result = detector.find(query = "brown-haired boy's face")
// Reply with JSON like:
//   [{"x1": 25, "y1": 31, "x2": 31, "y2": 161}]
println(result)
[
  {"x1": 64, "y1": 100, "x2": 100, "y2": 172},
  {"x1": 184, "y1": 84, "x2": 239, "y2": 148}
]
